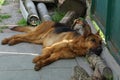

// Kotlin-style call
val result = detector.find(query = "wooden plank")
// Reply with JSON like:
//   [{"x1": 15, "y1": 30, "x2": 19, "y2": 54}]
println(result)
[
  {"x1": 86, "y1": 52, "x2": 113, "y2": 80},
  {"x1": 58, "y1": 0, "x2": 87, "y2": 18}
]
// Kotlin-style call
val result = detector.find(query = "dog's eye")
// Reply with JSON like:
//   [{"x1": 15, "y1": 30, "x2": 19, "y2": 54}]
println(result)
[{"x1": 91, "y1": 38, "x2": 96, "y2": 42}]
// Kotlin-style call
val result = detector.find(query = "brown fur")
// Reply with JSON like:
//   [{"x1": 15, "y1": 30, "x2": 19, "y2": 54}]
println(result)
[{"x1": 1, "y1": 21, "x2": 102, "y2": 71}]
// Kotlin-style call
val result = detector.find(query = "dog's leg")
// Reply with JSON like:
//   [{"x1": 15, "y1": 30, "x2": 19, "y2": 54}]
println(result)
[
  {"x1": 11, "y1": 26, "x2": 34, "y2": 33},
  {"x1": 32, "y1": 47, "x2": 53, "y2": 63},
  {"x1": 34, "y1": 52, "x2": 61, "y2": 71},
  {"x1": 34, "y1": 51, "x2": 76, "y2": 71},
  {"x1": 33, "y1": 40, "x2": 72, "y2": 63},
  {"x1": 33, "y1": 40, "x2": 76, "y2": 71},
  {"x1": 1, "y1": 34, "x2": 26, "y2": 45},
  {"x1": 1, "y1": 33, "x2": 42, "y2": 45}
]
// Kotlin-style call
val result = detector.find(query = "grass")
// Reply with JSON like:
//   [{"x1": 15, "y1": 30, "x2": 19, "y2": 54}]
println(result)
[
  {"x1": 17, "y1": 18, "x2": 27, "y2": 26},
  {"x1": 0, "y1": 14, "x2": 11, "y2": 22},
  {"x1": 52, "y1": 9, "x2": 65, "y2": 22},
  {"x1": 0, "y1": 14, "x2": 11, "y2": 19},
  {"x1": 0, "y1": 0, "x2": 5, "y2": 5},
  {"x1": 17, "y1": 9, "x2": 21, "y2": 13},
  {"x1": 1, "y1": 0, "x2": 9, "y2": 5},
  {"x1": 0, "y1": 26, "x2": 8, "y2": 33},
  {"x1": 17, "y1": 9, "x2": 65, "y2": 26}
]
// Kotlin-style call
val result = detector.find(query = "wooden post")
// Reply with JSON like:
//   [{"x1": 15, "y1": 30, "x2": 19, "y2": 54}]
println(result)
[
  {"x1": 71, "y1": 66, "x2": 92, "y2": 80},
  {"x1": 58, "y1": 0, "x2": 87, "y2": 18},
  {"x1": 59, "y1": 11, "x2": 77, "y2": 26},
  {"x1": 86, "y1": 52, "x2": 113, "y2": 80},
  {"x1": 37, "y1": 3, "x2": 52, "y2": 21}
]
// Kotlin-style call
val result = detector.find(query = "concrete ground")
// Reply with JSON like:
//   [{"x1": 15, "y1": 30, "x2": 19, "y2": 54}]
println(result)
[{"x1": 0, "y1": 0, "x2": 22, "y2": 26}]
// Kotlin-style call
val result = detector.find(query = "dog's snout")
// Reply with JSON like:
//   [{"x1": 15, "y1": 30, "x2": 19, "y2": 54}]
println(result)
[
  {"x1": 97, "y1": 46, "x2": 102, "y2": 51},
  {"x1": 89, "y1": 46, "x2": 103, "y2": 56},
  {"x1": 95, "y1": 46, "x2": 103, "y2": 56}
]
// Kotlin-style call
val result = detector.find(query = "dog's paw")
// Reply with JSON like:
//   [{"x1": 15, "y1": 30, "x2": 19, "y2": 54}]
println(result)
[
  {"x1": 34, "y1": 61, "x2": 42, "y2": 71},
  {"x1": 1, "y1": 38, "x2": 9, "y2": 45},
  {"x1": 8, "y1": 39, "x2": 16, "y2": 46}
]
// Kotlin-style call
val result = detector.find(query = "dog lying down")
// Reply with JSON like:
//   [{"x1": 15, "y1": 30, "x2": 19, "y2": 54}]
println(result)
[{"x1": 1, "y1": 20, "x2": 103, "y2": 71}]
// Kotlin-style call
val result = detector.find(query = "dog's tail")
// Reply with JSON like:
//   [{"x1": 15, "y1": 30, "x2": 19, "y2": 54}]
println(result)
[{"x1": 11, "y1": 26, "x2": 34, "y2": 33}]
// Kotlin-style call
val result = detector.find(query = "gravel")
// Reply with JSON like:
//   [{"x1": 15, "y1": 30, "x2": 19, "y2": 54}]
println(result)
[{"x1": 0, "y1": 0, "x2": 23, "y2": 26}]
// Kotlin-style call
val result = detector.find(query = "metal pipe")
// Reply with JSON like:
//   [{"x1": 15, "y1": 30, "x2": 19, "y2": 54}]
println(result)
[
  {"x1": 20, "y1": 0, "x2": 40, "y2": 26},
  {"x1": 37, "y1": 3, "x2": 52, "y2": 21},
  {"x1": 32, "y1": 0, "x2": 58, "y2": 4},
  {"x1": 20, "y1": 0, "x2": 29, "y2": 21}
]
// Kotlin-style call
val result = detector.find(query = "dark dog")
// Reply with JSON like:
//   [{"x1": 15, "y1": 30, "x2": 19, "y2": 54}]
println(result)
[{"x1": 1, "y1": 20, "x2": 102, "y2": 71}]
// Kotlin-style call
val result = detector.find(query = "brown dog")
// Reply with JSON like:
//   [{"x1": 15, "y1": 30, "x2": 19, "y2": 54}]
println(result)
[{"x1": 1, "y1": 20, "x2": 102, "y2": 71}]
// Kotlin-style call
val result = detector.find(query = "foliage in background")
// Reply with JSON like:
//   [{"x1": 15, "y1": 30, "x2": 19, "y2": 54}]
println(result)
[
  {"x1": 17, "y1": 10, "x2": 65, "y2": 26},
  {"x1": 1, "y1": 0, "x2": 9, "y2": 5},
  {"x1": 17, "y1": 18, "x2": 27, "y2": 26},
  {"x1": 0, "y1": 14, "x2": 11, "y2": 22},
  {"x1": 17, "y1": 9, "x2": 21, "y2": 13},
  {"x1": 92, "y1": 21, "x2": 105, "y2": 43},
  {"x1": 0, "y1": 0, "x2": 4, "y2": 5},
  {"x1": 0, "y1": 26, "x2": 8, "y2": 33},
  {"x1": 52, "y1": 9, "x2": 65, "y2": 22}
]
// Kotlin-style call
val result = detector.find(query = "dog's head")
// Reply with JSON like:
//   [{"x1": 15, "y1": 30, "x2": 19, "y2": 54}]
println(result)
[
  {"x1": 71, "y1": 19, "x2": 103, "y2": 56},
  {"x1": 84, "y1": 30, "x2": 103, "y2": 56},
  {"x1": 82, "y1": 23, "x2": 103, "y2": 56}
]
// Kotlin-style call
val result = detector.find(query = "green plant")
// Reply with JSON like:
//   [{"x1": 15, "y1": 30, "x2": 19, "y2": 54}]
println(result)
[
  {"x1": 0, "y1": 26, "x2": 8, "y2": 33},
  {"x1": 52, "y1": 9, "x2": 65, "y2": 22},
  {"x1": 0, "y1": 19, "x2": 2, "y2": 22},
  {"x1": 0, "y1": 14, "x2": 11, "y2": 22},
  {"x1": 2, "y1": 0, "x2": 9, "y2": 5},
  {"x1": 0, "y1": 0, "x2": 5, "y2": 5},
  {"x1": 0, "y1": 14, "x2": 11, "y2": 19},
  {"x1": 17, "y1": 9, "x2": 21, "y2": 13},
  {"x1": 17, "y1": 18, "x2": 27, "y2": 26}
]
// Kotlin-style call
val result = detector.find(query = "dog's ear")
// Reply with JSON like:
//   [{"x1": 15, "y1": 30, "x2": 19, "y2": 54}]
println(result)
[
  {"x1": 96, "y1": 30, "x2": 100, "y2": 36},
  {"x1": 74, "y1": 19, "x2": 83, "y2": 25},
  {"x1": 83, "y1": 24, "x2": 92, "y2": 38},
  {"x1": 71, "y1": 19, "x2": 83, "y2": 29}
]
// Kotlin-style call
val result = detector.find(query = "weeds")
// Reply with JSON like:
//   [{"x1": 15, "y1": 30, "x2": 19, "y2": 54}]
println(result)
[
  {"x1": 0, "y1": 14, "x2": 11, "y2": 19},
  {"x1": 0, "y1": 0, "x2": 5, "y2": 5},
  {"x1": 17, "y1": 9, "x2": 21, "y2": 13},
  {"x1": 17, "y1": 18, "x2": 27, "y2": 26},
  {"x1": 0, "y1": 14, "x2": 11, "y2": 22},
  {"x1": 52, "y1": 9, "x2": 65, "y2": 22},
  {"x1": 2, "y1": 0, "x2": 9, "y2": 5},
  {"x1": 0, "y1": 26, "x2": 8, "y2": 33}
]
